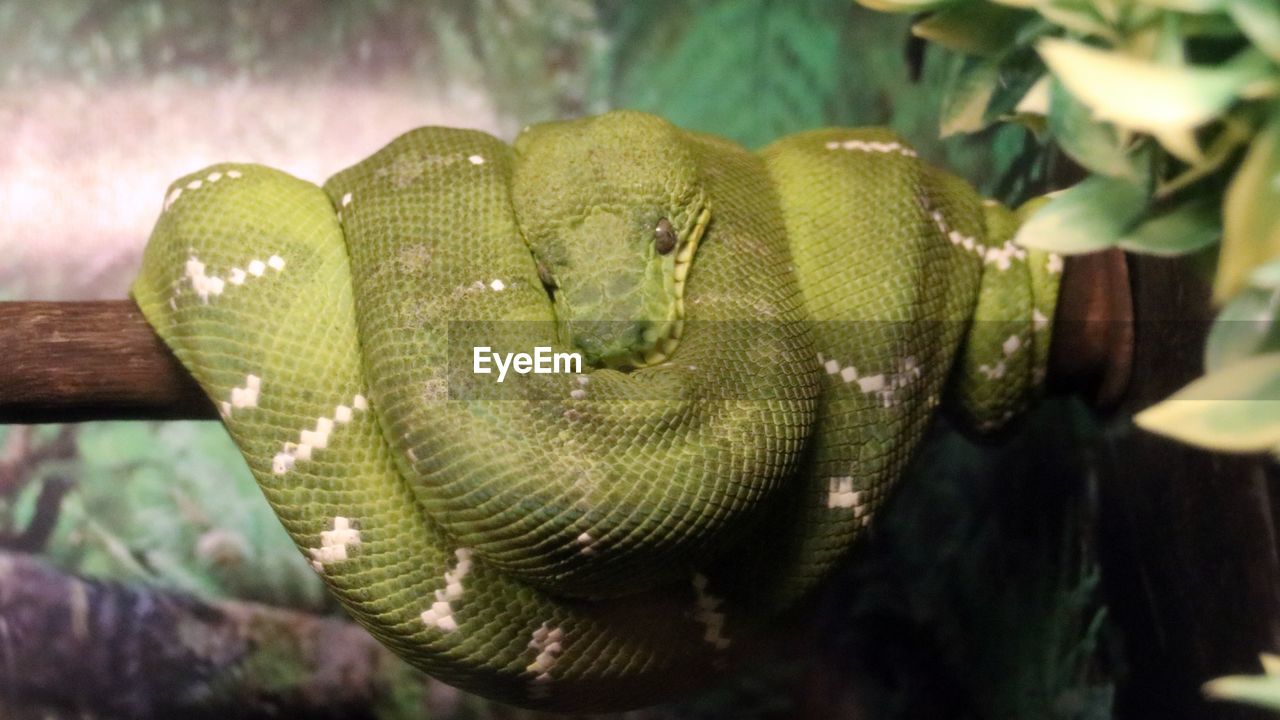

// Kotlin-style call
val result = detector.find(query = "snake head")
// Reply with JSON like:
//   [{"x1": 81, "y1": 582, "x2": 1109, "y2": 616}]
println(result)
[{"x1": 513, "y1": 111, "x2": 709, "y2": 368}]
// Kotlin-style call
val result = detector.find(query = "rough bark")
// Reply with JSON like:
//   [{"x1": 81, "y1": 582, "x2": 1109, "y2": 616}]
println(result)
[
  {"x1": 0, "y1": 550, "x2": 449, "y2": 720},
  {"x1": 0, "y1": 300, "x2": 215, "y2": 424}
]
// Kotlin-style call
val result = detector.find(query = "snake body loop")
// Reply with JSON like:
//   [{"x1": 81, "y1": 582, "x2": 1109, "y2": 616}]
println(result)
[{"x1": 133, "y1": 111, "x2": 1060, "y2": 711}]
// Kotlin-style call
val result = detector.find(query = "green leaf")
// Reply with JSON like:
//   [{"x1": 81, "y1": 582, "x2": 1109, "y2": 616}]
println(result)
[
  {"x1": 1205, "y1": 671, "x2": 1280, "y2": 711},
  {"x1": 1181, "y1": 11, "x2": 1252, "y2": 37},
  {"x1": 1017, "y1": 76, "x2": 1051, "y2": 115},
  {"x1": 1133, "y1": 352, "x2": 1280, "y2": 452},
  {"x1": 1251, "y1": 258, "x2": 1280, "y2": 289},
  {"x1": 1037, "y1": 0, "x2": 1117, "y2": 39},
  {"x1": 936, "y1": 47, "x2": 1042, "y2": 137},
  {"x1": 1215, "y1": 114, "x2": 1280, "y2": 300},
  {"x1": 1228, "y1": 0, "x2": 1280, "y2": 63},
  {"x1": 1157, "y1": 114, "x2": 1254, "y2": 196},
  {"x1": 1205, "y1": 285, "x2": 1280, "y2": 372},
  {"x1": 983, "y1": 49, "x2": 1046, "y2": 121},
  {"x1": 1037, "y1": 39, "x2": 1273, "y2": 135},
  {"x1": 940, "y1": 53, "x2": 1000, "y2": 136},
  {"x1": 1135, "y1": 0, "x2": 1227, "y2": 12},
  {"x1": 1013, "y1": 174, "x2": 1150, "y2": 253},
  {"x1": 1048, "y1": 77, "x2": 1147, "y2": 180},
  {"x1": 856, "y1": 0, "x2": 957, "y2": 12},
  {"x1": 1118, "y1": 195, "x2": 1221, "y2": 255},
  {"x1": 911, "y1": 3, "x2": 1033, "y2": 56}
]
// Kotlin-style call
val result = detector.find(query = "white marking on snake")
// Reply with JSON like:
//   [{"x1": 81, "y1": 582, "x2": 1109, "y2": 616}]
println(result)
[
  {"x1": 821, "y1": 353, "x2": 922, "y2": 407},
  {"x1": 468, "y1": 154, "x2": 486, "y2": 165},
  {"x1": 978, "y1": 332, "x2": 1028, "y2": 381},
  {"x1": 827, "y1": 476, "x2": 865, "y2": 510},
  {"x1": 527, "y1": 623, "x2": 565, "y2": 692},
  {"x1": 163, "y1": 168, "x2": 245, "y2": 211},
  {"x1": 182, "y1": 258, "x2": 223, "y2": 302},
  {"x1": 164, "y1": 188, "x2": 182, "y2": 210},
  {"x1": 575, "y1": 532, "x2": 597, "y2": 556},
  {"x1": 308, "y1": 516, "x2": 361, "y2": 572},
  {"x1": 221, "y1": 374, "x2": 261, "y2": 418},
  {"x1": 420, "y1": 549, "x2": 474, "y2": 632},
  {"x1": 271, "y1": 394, "x2": 368, "y2": 475},
  {"x1": 691, "y1": 573, "x2": 732, "y2": 650},
  {"x1": 920, "y1": 196, "x2": 1024, "y2": 269},
  {"x1": 984, "y1": 241, "x2": 1027, "y2": 271},
  {"x1": 341, "y1": 192, "x2": 353, "y2": 207},
  {"x1": 568, "y1": 375, "x2": 590, "y2": 402},
  {"x1": 825, "y1": 138, "x2": 919, "y2": 158},
  {"x1": 454, "y1": 278, "x2": 509, "y2": 296},
  {"x1": 1046, "y1": 253, "x2": 1064, "y2": 275},
  {"x1": 978, "y1": 361, "x2": 1007, "y2": 380},
  {"x1": 979, "y1": 410, "x2": 1017, "y2": 432},
  {"x1": 858, "y1": 374, "x2": 885, "y2": 393},
  {"x1": 179, "y1": 253, "x2": 284, "y2": 304}
]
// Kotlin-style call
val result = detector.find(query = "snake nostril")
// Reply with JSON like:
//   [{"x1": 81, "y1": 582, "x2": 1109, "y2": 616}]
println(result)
[{"x1": 536, "y1": 263, "x2": 557, "y2": 303}]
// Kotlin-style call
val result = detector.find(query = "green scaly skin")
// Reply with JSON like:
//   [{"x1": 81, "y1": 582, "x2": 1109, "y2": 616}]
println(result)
[{"x1": 131, "y1": 111, "x2": 1061, "y2": 712}]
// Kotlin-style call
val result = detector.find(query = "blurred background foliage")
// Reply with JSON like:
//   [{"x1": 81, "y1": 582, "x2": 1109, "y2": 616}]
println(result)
[{"x1": 1, "y1": 1, "x2": 1121, "y2": 718}]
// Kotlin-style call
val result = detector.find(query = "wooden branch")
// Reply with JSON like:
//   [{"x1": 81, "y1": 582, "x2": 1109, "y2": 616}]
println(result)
[
  {"x1": 0, "y1": 550, "x2": 448, "y2": 720},
  {"x1": 0, "y1": 300, "x2": 216, "y2": 423},
  {"x1": 1049, "y1": 248, "x2": 1132, "y2": 408},
  {"x1": 0, "y1": 252, "x2": 1133, "y2": 424}
]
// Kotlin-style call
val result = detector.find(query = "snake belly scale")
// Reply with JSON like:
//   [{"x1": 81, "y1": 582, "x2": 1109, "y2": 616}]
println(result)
[{"x1": 131, "y1": 111, "x2": 1060, "y2": 711}]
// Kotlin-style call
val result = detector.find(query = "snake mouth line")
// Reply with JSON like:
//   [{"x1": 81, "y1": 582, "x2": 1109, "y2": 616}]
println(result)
[{"x1": 631, "y1": 204, "x2": 712, "y2": 368}]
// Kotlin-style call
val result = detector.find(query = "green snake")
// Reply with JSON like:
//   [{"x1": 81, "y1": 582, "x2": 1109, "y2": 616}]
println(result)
[{"x1": 131, "y1": 111, "x2": 1060, "y2": 711}]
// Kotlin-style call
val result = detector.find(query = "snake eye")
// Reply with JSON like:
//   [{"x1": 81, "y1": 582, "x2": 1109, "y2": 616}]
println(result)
[{"x1": 654, "y1": 218, "x2": 677, "y2": 255}]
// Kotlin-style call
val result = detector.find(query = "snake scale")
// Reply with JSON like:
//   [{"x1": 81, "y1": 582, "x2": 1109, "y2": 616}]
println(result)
[{"x1": 132, "y1": 111, "x2": 1060, "y2": 711}]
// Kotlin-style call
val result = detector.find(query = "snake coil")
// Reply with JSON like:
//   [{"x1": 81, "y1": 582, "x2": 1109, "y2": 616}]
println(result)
[{"x1": 133, "y1": 111, "x2": 1060, "y2": 711}]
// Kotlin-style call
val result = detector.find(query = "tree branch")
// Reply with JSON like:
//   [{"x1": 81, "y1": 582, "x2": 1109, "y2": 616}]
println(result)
[
  {"x1": 0, "y1": 300, "x2": 215, "y2": 424},
  {"x1": 0, "y1": 250, "x2": 1131, "y2": 424},
  {"x1": 0, "y1": 550, "x2": 450, "y2": 720}
]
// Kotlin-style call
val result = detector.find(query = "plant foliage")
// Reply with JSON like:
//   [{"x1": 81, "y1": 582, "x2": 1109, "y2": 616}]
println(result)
[
  {"x1": 856, "y1": 0, "x2": 1280, "y2": 455},
  {"x1": 858, "y1": 0, "x2": 1280, "y2": 709}
]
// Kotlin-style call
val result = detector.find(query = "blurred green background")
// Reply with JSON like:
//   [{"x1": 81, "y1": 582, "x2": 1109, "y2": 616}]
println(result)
[{"x1": 0, "y1": 2, "x2": 1110, "y2": 718}]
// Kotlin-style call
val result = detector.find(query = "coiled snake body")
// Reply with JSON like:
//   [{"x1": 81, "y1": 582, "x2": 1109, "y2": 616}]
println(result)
[{"x1": 133, "y1": 111, "x2": 1060, "y2": 711}]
